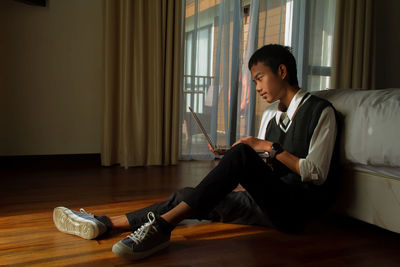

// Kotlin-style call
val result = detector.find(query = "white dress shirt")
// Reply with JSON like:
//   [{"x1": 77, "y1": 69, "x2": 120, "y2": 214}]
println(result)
[{"x1": 257, "y1": 89, "x2": 337, "y2": 185}]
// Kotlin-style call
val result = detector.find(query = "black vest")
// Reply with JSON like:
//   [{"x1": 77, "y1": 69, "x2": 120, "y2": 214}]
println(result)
[{"x1": 265, "y1": 95, "x2": 338, "y2": 189}]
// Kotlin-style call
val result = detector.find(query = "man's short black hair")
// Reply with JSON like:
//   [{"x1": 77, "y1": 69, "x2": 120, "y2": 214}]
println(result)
[{"x1": 248, "y1": 44, "x2": 299, "y2": 86}]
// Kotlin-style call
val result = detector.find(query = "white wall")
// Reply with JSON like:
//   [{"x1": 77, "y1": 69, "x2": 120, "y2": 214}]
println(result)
[
  {"x1": 375, "y1": 0, "x2": 400, "y2": 89},
  {"x1": 0, "y1": 0, "x2": 104, "y2": 156}
]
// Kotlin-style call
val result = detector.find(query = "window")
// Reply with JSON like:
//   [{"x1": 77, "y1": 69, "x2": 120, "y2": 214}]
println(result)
[
  {"x1": 291, "y1": 0, "x2": 336, "y2": 91},
  {"x1": 180, "y1": 0, "x2": 336, "y2": 159},
  {"x1": 184, "y1": 25, "x2": 214, "y2": 114}
]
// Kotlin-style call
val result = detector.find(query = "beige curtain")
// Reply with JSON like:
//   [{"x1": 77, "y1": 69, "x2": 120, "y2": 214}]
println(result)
[
  {"x1": 332, "y1": 0, "x2": 376, "y2": 89},
  {"x1": 102, "y1": 0, "x2": 182, "y2": 167}
]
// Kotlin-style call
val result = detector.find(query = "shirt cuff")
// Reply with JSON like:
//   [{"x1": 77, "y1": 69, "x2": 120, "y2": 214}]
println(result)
[{"x1": 299, "y1": 158, "x2": 321, "y2": 183}]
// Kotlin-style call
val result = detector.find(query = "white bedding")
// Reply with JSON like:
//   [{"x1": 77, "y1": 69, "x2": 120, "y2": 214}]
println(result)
[
  {"x1": 352, "y1": 164, "x2": 400, "y2": 179},
  {"x1": 313, "y1": 88, "x2": 400, "y2": 169}
]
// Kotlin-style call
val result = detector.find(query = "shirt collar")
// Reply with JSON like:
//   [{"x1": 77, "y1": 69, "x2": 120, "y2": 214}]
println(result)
[{"x1": 275, "y1": 89, "x2": 308, "y2": 125}]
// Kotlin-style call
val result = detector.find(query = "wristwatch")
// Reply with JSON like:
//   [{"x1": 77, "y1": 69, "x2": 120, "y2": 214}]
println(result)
[{"x1": 269, "y1": 143, "x2": 283, "y2": 158}]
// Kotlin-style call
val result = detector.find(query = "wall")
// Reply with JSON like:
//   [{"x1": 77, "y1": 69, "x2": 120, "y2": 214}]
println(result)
[
  {"x1": 0, "y1": 0, "x2": 398, "y2": 156},
  {"x1": 375, "y1": 0, "x2": 400, "y2": 89},
  {"x1": 0, "y1": 0, "x2": 104, "y2": 156}
]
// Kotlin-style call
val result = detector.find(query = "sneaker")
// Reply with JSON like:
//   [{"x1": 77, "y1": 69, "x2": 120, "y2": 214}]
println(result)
[
  {"x1": 53, "y1": 206, "x2": 108, "y2": 239},
  {"x1": 112, "y1": 212, "x2": 171, "y2": 260}
]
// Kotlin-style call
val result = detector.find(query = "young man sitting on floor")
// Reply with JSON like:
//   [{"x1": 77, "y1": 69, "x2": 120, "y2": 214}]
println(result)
[{"x1": 53, "y1": 44, "x2": 338, "y2": 260}]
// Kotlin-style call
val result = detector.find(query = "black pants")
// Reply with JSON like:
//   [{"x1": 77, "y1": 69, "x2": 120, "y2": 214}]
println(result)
[{"x1": 126, "y1": 144, "x2": 321, "y2": 233}]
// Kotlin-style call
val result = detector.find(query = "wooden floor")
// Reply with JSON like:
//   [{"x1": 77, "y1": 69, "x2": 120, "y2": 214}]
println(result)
[{"x1": 1, "y1": 156, "x2": 400, "y2": 266}]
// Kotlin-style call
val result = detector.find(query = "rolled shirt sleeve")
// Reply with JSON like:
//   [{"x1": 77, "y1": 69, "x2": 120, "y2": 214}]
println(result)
[{"x1": 299, "y1": 106, "x2": 337, "y2": 185}]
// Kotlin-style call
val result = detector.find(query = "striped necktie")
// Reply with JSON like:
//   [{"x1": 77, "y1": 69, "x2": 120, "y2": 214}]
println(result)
[
  {"x1": 280, "y1": 112, "x2": 290, "y2": 131},
  {"x1": 278, "y1": 92, "x2": 310, "y2": 131}
]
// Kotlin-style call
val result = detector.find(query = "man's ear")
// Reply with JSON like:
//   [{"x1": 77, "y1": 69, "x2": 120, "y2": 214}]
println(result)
[{"x1": 278, "y1": 64, "x2": 287, "y2": 80}]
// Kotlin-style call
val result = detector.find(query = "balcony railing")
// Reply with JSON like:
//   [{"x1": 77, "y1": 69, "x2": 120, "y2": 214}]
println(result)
[{"x1": 183, "y1": 74, "x2": 214, "y2": 114}]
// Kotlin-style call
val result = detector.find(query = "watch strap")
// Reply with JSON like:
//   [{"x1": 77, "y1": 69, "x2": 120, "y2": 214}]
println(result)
[{"x1": 270, "y1": 143, "x2": 283, "y2": 158}]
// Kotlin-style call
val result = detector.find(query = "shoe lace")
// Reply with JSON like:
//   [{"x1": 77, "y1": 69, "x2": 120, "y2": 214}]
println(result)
[
  {"x1": 127, "y1": 212, "x2": 158, "y2": 244},
  {"x1": 79, "y1": 208, "x2": 92, "y2": 215}
]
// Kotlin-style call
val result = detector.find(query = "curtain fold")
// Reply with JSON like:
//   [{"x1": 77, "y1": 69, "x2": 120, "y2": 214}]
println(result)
[
  {"x1": 102, "y1": 0, "x2": 182, "y2": 167},
  {"x1": 181, "y1": 0, "x2": 293, "y2": 160},
  {"x1": 332, "y1": 0, "x2": 376, "y2": 89},
  {"x1": 181, "y1": 0, "x2": 245, "y2": 160}
]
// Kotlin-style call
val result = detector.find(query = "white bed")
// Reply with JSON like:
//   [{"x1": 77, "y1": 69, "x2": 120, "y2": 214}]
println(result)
[{"x1": 313, "y1": 88, "x2": 400, "y2": 234}]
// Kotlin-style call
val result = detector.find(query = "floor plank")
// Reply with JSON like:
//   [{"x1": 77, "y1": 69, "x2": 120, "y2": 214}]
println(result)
[{"x1": 1, "y1": 158, "x2": 400, "y2": 266}]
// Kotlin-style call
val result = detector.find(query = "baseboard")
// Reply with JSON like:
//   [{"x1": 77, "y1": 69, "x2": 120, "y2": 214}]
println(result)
[{"x1": 0, "y1": 153, "x2": 101, "y2": 169}]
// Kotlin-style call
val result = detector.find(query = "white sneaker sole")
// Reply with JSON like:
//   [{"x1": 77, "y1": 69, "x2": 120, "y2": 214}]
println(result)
[
  {"x1": 112, "y1": 239, "x2": 170, "y2": 260},
  {"x1": 53, "y1": 206, "x2": 99, "y2": 240}
]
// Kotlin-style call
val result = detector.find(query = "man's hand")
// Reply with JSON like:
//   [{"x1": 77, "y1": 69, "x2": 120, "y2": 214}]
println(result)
[
  {"x1": 232, "y1": 136, "x2": 272, "y2": 152},
  {"x1": 233, "y1": 136, "x2": 301, "y2": 176},
  {"x1": 208, "y1": 144, "x2": 227, "y2": 156}
]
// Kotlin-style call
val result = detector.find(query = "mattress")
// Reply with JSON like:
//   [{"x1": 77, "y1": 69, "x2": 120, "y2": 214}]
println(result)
[
  {"x1": 311, "y1": 88, "x2": 400, "y2": 234},
  {"x1": 313, "y1": 88, "x2": 400, "y2": 169},
  {"x1": 353, "y1": 164, "x2": 400, "y2": 179},
  {"x1": 334, "y1": 169, "x2": 400, "y2": 234}
]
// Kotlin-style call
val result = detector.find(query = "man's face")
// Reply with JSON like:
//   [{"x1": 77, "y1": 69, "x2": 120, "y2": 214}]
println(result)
[{"x1": 250, "y1": 62, "x2": 285, "y2": 103}]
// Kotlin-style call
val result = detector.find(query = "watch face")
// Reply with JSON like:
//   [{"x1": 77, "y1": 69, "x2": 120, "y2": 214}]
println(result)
[
  {"x1": 272, "y1": 143, "x2": 279, "y2": 151},
  {"x1": 271, "y1": 143, "x2": 283, "y2": 155}
]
